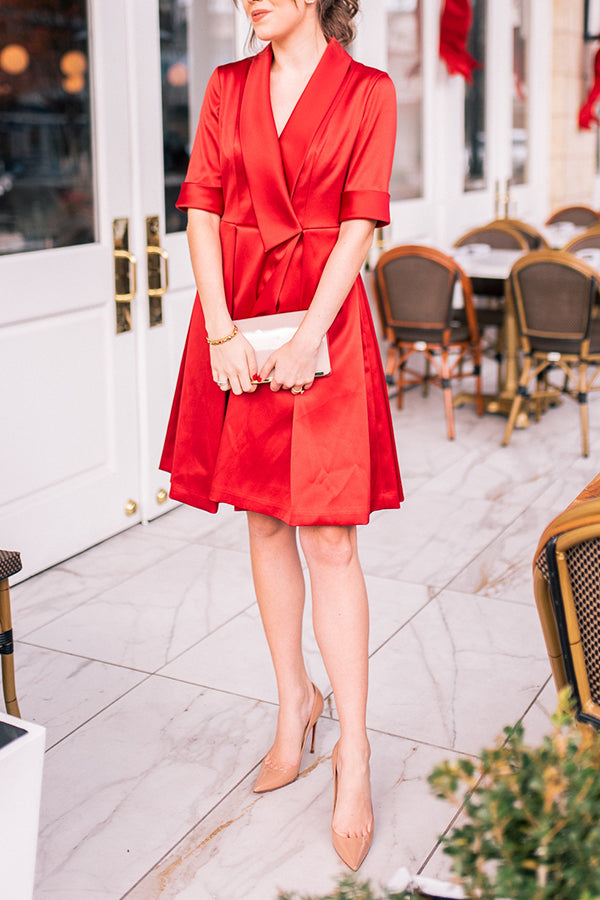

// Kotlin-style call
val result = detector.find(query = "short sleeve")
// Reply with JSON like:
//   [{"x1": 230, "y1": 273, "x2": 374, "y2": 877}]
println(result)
[
  {"x1": 339, "y1": 74, "x2": 397, "y2": 228},
  {"x1": 176, "y1": 68, "x2": 224, "y2": 215}
]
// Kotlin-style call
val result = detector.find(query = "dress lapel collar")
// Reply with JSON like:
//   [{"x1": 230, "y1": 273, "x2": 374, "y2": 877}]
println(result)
[
  {"x1": 280, "y1": 39, "x2": 351, "y2": 197},
  {"x1": 240, "y1": 45, "x2": 301, "y2": 252}
]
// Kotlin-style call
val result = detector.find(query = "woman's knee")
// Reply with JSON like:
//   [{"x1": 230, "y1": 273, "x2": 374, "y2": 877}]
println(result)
[
  {"x1": 299, "y1": 525, "x2": 357, "y2": 570},
  {"x1": 247, "y1": 511, "x2": 292, "y2": 543}
]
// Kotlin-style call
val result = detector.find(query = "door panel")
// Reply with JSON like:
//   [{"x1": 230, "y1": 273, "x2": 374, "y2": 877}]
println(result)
[
  {"x1": 137, "y1": 0, "x2": 238, "y2": 521},
  {"x1": 1, "y1": 0, "x2": 141, "y2": 581}
]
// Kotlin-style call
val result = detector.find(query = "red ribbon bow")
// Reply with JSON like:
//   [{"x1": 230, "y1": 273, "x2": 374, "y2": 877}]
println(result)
[
  {"x1": 579, "y1": 47, "x2": 600, "y2": 129},
  {"x1": 439, "y1": 0, "x2": 482, "y2": 84}
]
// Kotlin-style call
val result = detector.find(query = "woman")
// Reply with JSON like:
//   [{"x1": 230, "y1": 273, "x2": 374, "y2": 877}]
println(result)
[{"x1": 160, "y1": 0, "x2": 403, "y2": 872}]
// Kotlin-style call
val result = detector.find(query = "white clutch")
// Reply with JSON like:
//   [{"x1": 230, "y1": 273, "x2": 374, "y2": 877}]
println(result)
[{"x1": 234, "y1": 310, "x2": 331, "y2": 383}]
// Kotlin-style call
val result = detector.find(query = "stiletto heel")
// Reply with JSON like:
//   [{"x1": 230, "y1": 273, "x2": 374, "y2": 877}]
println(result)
[
  {"x1": 331, "y1": 741, "x2": 373, "y2": 871},
  {"x1": 253, "y1": 682, "x2": 324, "y2": 793}
]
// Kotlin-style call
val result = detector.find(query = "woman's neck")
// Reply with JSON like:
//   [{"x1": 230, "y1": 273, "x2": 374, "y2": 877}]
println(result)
[{"x1": 271, "y1": 26, "x2": 328, "y2": 76}]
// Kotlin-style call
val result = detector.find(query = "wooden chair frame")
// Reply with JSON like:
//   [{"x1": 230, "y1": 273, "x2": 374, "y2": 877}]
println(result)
[
  {"x1": 375, "y1": 245, "x2": 483, "y2": 440},
  {"x1": 0, "y1": 579, "x2": 20, "y2": 717},
  {"x1": 502, "y1": 250, "x2": 600, "y2": 457},
  {"x1": 533, "y1": 475, "x2": 600, "y2": 726}
]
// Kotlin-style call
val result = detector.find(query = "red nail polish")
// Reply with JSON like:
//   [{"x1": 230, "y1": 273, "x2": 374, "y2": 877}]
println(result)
[{"x1": 253, "y1": 374, "x2": 262, "y2": 382}]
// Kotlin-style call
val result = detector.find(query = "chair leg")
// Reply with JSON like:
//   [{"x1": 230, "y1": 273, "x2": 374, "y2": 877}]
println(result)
[
  {"x1": 423, "y1": 357, "x2": 431, "y2": 397},
  {"x1": 473, "y1": 343, "x2": 484, "y2": 417},
  {"x1": 0, "y1": 580, "x2": 20, "y2": 718},
  {"x1": 579, "y1": 363, "x2": 590, "y2": 457},
  {"x1": 502, "y1": 357, "x2": 531, "y2": 447},
  {"x1": 396, "y1": 359, "x2": 406, "y2": 409},
  {"x1": 495, "y1": 324, "x2": 504, "y2": 394},
  {"x1": 441, "y1": 350, "x2": 456, "y2": 440}
]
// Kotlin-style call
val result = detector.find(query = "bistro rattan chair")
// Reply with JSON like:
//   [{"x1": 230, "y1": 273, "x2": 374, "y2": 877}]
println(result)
[
  {"x1": 0, "y1": 551, "x2": 21, "y2": 717},
  {"x1": 563, "y1": 224, "x2": 600, "y2": 254},
  {"x1": 454, "y1": 222, "x2": 528, "y2": 251},
  {"x1": 546, "y1": 205, "x2": 600, "y2": 227},
  {"x1": 501, "y1": 218, "x2": 550, "y2": 250},
  {"x1": 375, "y1": 245, "x2": 483, "y2": 440},
  {"x1": 502, "y1": 251, "x2": 600, "y2": 457},
  {"x1": 533, "y1": 473, "x2": 600, "y2": 727}
]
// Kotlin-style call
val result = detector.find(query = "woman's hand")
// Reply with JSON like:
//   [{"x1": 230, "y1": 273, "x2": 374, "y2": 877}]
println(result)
[
  {"x1": 259, "y1": 331, "x2": 320, "y2": 393},
  {"x1": 210, "y1": 333, "x2": 258, "y2": 395}
]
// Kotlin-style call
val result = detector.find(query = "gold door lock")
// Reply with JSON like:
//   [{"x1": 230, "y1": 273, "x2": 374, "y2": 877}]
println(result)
[
  {"x1": 124, "y1": 499, "x2": 138, "y2": 516},
  {"x1": 147, "y1": 215, "x2": 169, "y2": 327}
]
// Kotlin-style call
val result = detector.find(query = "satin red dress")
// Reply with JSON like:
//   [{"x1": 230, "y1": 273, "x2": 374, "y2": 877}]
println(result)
[{"x1": 160, "y1": 38, "x2": 403, "y2": 525}]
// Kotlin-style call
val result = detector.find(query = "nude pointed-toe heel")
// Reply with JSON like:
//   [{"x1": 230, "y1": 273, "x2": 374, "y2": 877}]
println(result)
[
  {"x1": 331, "y1": 742, "x2": 373, "y2": 871},
  {"x1": 253, "y1": 682, "x2": 324, "y2": 793}
]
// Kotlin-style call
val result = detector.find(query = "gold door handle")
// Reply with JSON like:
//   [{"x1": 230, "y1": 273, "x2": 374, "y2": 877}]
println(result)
[
  {"x1": 147, "y1": 246, "x2": 169, "y2": 297},
  {"x1": 113, "y1": 218, "x2": 137, "y2": 334},
  {"x1": 114, "y1": 249, "x2": 138, "y2": 301},
  {"x1": 146, "y1": 215, "x2": 168, "y2": 327}
]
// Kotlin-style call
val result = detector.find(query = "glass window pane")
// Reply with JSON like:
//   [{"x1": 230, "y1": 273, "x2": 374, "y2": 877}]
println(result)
[
  {"x1": 464, "y1": 0, "x2": 485, "y2": 192},
  {"x1": 0, "y1": 0, "x2": 94, "y2": 256},
  {"x1": 386, "y1": 0, "x2": 423, "y2": 201},
  {"x1": 511, "y1": 0, "x2": 528, "y2": 185},
  {"x1": 160, "y1": 0, "x2": 235, "y2": 234}
]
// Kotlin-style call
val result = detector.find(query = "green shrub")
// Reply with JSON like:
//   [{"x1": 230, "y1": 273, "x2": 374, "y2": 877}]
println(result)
[
  {"x1": 428, "y1": 689, "x2": 600, "y2": 899},
  {"x1": 278, "y1": 875, "x2": 410, "y2": 900}
]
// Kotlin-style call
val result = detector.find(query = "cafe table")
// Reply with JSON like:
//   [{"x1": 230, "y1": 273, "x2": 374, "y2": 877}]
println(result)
[{"x1": 450, "y1": 246, "x2": 526, "y2": 420}]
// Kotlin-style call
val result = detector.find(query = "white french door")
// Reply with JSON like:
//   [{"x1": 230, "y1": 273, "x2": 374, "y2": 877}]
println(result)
[
  {"x1": 0, "y1": 0, "x2": 240, "y2": 581},
  {"x1": 362, "y1": 0, "x2": 552, "y2": 250},
  {"x1": 438, "y1": 0, "x2": 551, "y2": 245},
  {"x1": 1, "y1": 0, "x2": 141, "y2": 581}
]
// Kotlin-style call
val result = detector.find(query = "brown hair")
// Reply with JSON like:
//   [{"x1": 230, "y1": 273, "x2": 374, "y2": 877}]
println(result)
[
  {"x1": 317, "y1": 0, "x2": 358, "y2": 47},
  {"x1": 246, "y1": 0, "x2": 359, "y2": 50}
]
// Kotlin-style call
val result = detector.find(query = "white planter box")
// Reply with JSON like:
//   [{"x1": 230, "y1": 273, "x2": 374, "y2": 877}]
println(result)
[{"x1": 0, "y1": 714, "x2": 45, "y2": 900}]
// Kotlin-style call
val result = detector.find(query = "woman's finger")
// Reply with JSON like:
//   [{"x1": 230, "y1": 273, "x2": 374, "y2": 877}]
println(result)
[
  {"x1": 238, "y1": 368, "x2": 256, "y2": 393},
  {"x1": 214, "y1": 374, "x2": 230, "y2": 390},
  {"x1": 228, "y1": 374, "x2": 244, "y2": 396},
  {"x1": 258, "y1": 353, "x2": 276, "y2": 383}
]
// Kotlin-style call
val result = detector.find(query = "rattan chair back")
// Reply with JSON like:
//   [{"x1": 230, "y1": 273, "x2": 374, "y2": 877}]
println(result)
[
  {"x1": 453, "y1": 222, "x2": 528, "y2": 250},
  {"x1": 376, "y1": 245, "x2": 459, "y2": 342},
  {"x1": 563, "y1": 224, "x2": 600, "y2": 254},
  {"x1": 509, "y1": 251, "x2": 597, "y2": 355},
  {"x1": 534, "y1": 474, "x2": 600, "y2": 728},
  {"x1": 546, "y1": 205, "x2": 600, "y2": 227},
  {"x1": 501, "y1": 218, "x2": 549, "y2": 249}
]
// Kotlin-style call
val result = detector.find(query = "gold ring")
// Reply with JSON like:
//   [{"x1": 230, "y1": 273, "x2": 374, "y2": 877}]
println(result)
[{"x1": 291, "y1": 386, "x2": 305, "y2": 395}]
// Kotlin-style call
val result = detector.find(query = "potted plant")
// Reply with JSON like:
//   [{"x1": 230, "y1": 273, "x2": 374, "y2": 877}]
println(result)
[
  {"x1": 427, "y1": 688, "x2": 600, "y2": 899},
  {"x1": 278, "y1": 875, "x2": 410, "y2": 900}
]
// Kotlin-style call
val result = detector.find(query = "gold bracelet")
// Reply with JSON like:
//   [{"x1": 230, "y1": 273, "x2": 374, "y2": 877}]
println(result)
[{"x1": 206, "y1": 325, "x2": 239, "y2": 346}]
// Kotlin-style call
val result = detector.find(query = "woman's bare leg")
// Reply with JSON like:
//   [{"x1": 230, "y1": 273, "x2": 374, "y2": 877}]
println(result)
[
  {"x1": 247, "y1": 511, "x2": 314, "y2": 766},
  {"x1": 299, "y1": 524, "x2": 372, "y2": 839}
]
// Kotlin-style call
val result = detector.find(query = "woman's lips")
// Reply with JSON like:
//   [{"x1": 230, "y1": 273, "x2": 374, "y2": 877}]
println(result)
[{"x1": 252, "y1": 9, "x2": 269, "y2": 20}]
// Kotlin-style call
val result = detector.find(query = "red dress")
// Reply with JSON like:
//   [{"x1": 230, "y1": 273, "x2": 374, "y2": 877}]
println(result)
[{"x1": 160, "y1": 38, "x2": 403, "y2": 525}]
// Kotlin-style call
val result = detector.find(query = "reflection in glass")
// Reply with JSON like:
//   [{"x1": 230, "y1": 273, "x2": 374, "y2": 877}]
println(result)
[
  {"x1": 464, "y1": 0, "x2": 485, "y2": 192},
  {"x1": 160, "y1": 0, "x2": 235, "y2": 233},
  {"x1": 0, "y1": 0, "x2": 94, "y2": 255},
  {"x1": 386, "y1": 0, "x2": 423, "y2": 201},
  {"x1": 511, "y1": 0, "x2": 528, "y2": 185}
]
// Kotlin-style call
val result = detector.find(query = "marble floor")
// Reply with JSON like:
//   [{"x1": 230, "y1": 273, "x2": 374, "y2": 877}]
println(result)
[{"x1": 12, "y1": 361, "x2": 600, "y2": 900}]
